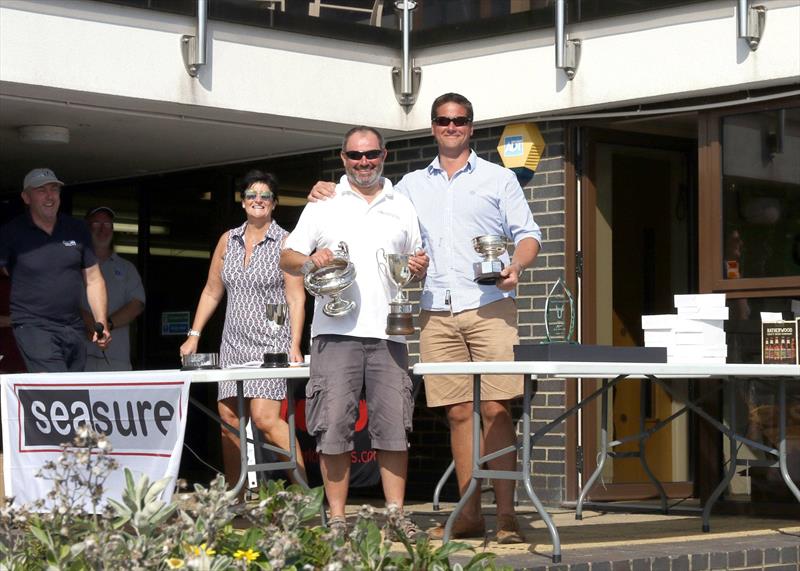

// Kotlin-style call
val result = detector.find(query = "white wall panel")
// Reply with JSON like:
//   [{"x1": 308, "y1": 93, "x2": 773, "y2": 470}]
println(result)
[{"x1": 1, "y1": 0, "x2": 798, "y2": 132}]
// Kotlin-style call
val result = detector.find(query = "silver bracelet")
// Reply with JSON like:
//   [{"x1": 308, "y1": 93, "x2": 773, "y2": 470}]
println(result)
[{"x1": 187, "y1": 329, "x2": 201, "y2": 337}]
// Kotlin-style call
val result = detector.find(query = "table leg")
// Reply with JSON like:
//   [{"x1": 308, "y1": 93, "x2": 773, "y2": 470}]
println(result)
[
  {"x1": 520, "y1": 374, "x2": 561, "y2": 563},
  {"x1": 576, "y1": 378, "x2": 610, "y2": 520},
  {"x1": 232, "y1": 379, "x2": 249, "y2": 498},
  {"x1": 777, "y1": 378, "x2": 800, "y2": 503},
  {"x1": 443, "y1": 374, "x2": 482, "y2": 542},
  {"x1": 702, "y1": 380, "x2": 738, "y2": 532},
  {"x1": 433, "y1": 461, "x2": 456, "y2": 511},
  {"x1": 286, "y1": 384, "x2": 307, "y2": 489},
  {"x1": 638, "y1": 379, "x2": 667, "y2": 514}
]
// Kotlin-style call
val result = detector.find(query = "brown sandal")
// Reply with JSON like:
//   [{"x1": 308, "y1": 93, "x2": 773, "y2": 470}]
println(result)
[{"x1": 428, "y1": 515, "x2": 486, "y2": 540}]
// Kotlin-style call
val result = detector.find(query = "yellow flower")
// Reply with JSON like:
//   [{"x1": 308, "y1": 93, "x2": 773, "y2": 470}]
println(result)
[
  {"x1": 190, "y1": 543, "x2": 216, "y2": 556},
  {"x1": 166, "y1": 558, "x2": 185, "y2": 569},
  {"x1": 233, "y1": 548, "x2": 260, "y2": 563}
]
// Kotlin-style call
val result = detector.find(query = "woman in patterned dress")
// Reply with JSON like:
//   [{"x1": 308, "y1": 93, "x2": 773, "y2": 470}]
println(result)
[{"x1": 180, "y1": 170, "x2": 306, "y2": 492}]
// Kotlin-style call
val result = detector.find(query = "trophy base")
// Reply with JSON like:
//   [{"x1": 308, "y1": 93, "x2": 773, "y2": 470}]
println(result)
[
  {"x1": 262, "y1": 352, "x2": 288, "y2": 368},
  {"x1": 473, "y1": 260, "x2": 504, "y2": 285},
  {"x1": 474, "y1": 272, "x2": 502, "y2": 285},
  {"x1": 323, "y1": 298, "x2": 355, "y2": 317},
  {"x1": 386, "y1": 312, "x2": 414, "y2": 336}
]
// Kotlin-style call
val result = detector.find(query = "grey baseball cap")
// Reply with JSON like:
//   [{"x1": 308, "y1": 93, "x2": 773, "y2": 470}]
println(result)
[
  {"x1": 23, "y1": 168, "x2": 64, "y2": 190},
  {"x1": 86, "y1": 206, "x2": 116, "y2": 219}
]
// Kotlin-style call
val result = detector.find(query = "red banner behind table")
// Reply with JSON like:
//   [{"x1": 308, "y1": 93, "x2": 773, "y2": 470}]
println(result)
[{"x1": 278, "y1": 380, "x2": 379, "y2": 488}]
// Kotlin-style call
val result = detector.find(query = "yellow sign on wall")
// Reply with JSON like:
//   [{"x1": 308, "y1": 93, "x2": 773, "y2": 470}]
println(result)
[{"x1": 497, "y1": 123, "x2": 546, "y2": 185}]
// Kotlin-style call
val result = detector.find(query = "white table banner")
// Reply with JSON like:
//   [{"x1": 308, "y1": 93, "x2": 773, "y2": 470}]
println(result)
[{"x1": 1, "y1": 370, "x2": 190, "y2": 509}]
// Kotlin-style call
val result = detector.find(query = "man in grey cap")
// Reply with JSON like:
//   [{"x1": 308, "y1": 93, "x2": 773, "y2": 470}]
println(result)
[
  {"x1": 0, "y1": 168, "x2": 111, "y2": 372},
  {"x1": 80, "y1": 206, "x2": 145, "y2": 370}
]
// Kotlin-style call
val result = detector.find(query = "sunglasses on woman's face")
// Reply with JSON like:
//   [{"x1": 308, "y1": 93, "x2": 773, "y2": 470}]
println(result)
[{"x1": 244, "y1": 190, "x2": 274, "y2": 201}]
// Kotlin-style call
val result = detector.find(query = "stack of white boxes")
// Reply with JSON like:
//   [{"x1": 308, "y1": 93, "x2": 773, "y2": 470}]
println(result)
[{"x1": 642, "y1": 294, "x2": 728, "y2": 364}]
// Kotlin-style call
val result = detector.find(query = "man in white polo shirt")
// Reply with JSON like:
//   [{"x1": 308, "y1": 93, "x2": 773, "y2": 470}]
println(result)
[{"x1": 280, "y1": 126, "x2": 428, "y2": 540}]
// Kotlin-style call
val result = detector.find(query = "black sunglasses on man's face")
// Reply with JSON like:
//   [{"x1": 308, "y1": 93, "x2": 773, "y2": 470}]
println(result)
[
  {"x1": 343, "y1": 149, "x2": 383, "y2": 160},
  {"x1": 432, "y1": 116, "x2": 472, "y2": 127}
]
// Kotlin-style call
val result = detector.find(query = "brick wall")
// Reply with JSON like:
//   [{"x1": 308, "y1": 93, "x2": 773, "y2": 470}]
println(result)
[{"x1": 320, "y1": 123, "x2": 569, "y2": 504}]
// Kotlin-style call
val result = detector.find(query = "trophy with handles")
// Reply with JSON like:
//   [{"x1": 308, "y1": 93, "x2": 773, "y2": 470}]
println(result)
[
  {"x1": 263, "y1": 302, "x2": 288, "y2": 367},
  {"x1": 303, "y1": 241, "x2": 357, "y2": 317},
  {"x1": 472, "y1": 234, "x2": 507, "y2": 284},
  {"x1": 377, "y1": 249, "x2": 415, "y2": 335}
]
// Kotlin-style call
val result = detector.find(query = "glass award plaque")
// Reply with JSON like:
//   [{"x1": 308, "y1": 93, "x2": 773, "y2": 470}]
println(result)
[{"x1": 543, "y1": 278, "x2": 576, "y2": 344}]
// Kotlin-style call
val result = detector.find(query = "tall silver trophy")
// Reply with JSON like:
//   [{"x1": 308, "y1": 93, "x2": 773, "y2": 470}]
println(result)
[
  {"x1": 303, "y1": 241, "x2": 357, "y2": 317},
  {"x1": 472, "y1": 235, "x2": 507, "y2": 284},
  {"x1": 377, "y1": 249, "x2": 415, "y2": 335},
  {"x1": 263, "y1": 302, "x2": 289, "y2": 367}
]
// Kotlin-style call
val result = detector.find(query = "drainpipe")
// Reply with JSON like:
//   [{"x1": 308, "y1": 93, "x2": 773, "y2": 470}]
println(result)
[
  {"x1": 555, "y1": 0, "x2": 580, "y2": 80},
  {"x1": 737, "y1": 0, "x2": 766, "y2": 51},
  {"x1": 181, "y1": 0, "x2": 208, "y2": 78},
  {"x1": 392, "y1": 1, "x2": 421, "y2": 109}
]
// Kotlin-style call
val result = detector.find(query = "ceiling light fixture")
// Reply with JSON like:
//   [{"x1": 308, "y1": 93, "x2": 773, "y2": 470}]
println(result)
[{"x1": 18, "y1": 125, "x2": 70, "y2": 144}]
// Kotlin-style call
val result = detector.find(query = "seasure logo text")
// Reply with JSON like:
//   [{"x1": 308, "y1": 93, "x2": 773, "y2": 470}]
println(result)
[{"x1": 19, "y1": 387, "x2": 181, "y2": 452}]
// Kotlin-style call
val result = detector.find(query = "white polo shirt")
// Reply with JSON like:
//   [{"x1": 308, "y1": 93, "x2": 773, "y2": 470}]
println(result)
[{"x1": 284, "y1": 175, "x2": 422, "y2": 342}]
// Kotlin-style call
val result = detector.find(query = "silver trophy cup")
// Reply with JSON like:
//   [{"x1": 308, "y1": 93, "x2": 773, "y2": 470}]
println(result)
[
  {"x1": 472, "y1": 235, "x2": 507, "y2": 284},
  {"x1": 263, "y1": 302, "x2": 288, "y2": 367},
  {"x1": 377, "y1": 249, "x2": 415, "y2": 335},
  {"x1": 303, "y1": 241, "x2": 357, "y2": 317}
]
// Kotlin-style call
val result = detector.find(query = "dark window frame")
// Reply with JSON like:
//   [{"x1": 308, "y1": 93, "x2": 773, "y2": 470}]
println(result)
[{"x1": 698, "y1": 98, "x2": 800, "y2": 299}]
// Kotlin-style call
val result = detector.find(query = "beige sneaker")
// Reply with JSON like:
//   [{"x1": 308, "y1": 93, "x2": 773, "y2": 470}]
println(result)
[
  {"x1": 495, "y1": 514, "x2": 525, "y2": 544},
  {"x1": 328, "y1": 515, "x2": 348, "y2": 538},
  {"x1": 387, "y1": 513, "x2": 427, "y2": 544}
]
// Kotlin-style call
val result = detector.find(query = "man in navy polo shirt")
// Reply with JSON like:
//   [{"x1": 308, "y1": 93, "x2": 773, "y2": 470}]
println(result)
[{"x1": 0, "y1": 168, "x2": 111, "y2": 372}]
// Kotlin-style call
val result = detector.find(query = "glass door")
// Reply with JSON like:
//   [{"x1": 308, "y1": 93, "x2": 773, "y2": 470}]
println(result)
[
  {"x1": 579, "y1": 127, "x2": 697, "y2": 501},
  {"x1": 698, "y1": 100, "x2": 800, "y2": 512}
]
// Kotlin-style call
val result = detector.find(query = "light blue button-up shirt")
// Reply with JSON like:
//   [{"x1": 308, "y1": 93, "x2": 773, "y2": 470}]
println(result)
[{"x1": 396, "y1": 150, "x2": 542, "y2": 313}]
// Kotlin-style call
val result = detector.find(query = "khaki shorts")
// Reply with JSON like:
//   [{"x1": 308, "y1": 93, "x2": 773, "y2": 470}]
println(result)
[
  {"x1": 305, "y1": 335, "x2": 414, "y2": 454},
  {"x1": 419, "y1": 297, "x2": 522, "y2": 407}
]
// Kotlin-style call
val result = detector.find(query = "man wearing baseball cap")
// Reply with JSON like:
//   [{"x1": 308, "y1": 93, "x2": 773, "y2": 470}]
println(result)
[
  {"x1": 80, "y1": 206, "x2": 145, "y2": 371},
  {"x1": 0, "y1": 168, "x2": 111, "y2": 372}
]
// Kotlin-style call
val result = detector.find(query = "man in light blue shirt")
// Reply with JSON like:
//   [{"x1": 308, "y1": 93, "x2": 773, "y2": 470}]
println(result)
[
  {"x1": 309, "y1": 93, "x2": 541, "y2": 543},
  {"x1": 397, "y1": 93, "x2": 540, "y2": 543}
]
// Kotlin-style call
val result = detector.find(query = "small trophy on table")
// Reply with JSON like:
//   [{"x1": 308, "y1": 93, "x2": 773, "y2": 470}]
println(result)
[
  {"x1": 377, "y1": 249, "x2": 415, "y2": 335},
  {"x1": 262, "y1": 302, "x2": 288, "y2": 367},
  {"x1": 543, "y1": 278, "x2": 576, "y2": 343},
  {"x1": 472, "y1": 235, "x2": 507, "y2": 284}
]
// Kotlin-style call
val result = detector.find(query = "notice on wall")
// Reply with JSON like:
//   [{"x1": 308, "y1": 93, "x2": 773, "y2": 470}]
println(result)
[
  {"x1": 161, "y1": 311, "x2": 191, "y2": 336},
  {"x1": 1, "y1": 371, "x2": 190, "y2": 510}
]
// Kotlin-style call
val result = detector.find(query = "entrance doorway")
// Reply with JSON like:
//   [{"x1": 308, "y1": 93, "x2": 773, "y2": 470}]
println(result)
[{"x1": 580, "y1": 126, "x2": 697, "y2": 500}]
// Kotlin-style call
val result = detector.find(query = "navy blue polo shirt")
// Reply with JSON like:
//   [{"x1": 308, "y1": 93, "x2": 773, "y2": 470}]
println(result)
[{"x1": 0, "y1": 212, "x2": 97, "y2": 328}]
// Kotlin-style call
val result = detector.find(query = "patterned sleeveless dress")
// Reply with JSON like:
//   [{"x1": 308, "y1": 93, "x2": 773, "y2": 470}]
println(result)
[{"x1": 217, "y1": 221, "x2": 291, "y2": 401}]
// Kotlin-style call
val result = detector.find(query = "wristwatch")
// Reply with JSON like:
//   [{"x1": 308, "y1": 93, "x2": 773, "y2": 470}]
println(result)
[
  {"x1": 301, "y1": 259, "x2": 316, "y2": 275},
  {"x1": 187, "y1": 329, "x2": 201, "y2": 337}
]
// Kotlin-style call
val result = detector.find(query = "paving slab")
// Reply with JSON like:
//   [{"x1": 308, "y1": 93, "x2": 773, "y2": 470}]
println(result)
[{"x1": 391, "y1": 501, "x2": 800, "y2": 570}]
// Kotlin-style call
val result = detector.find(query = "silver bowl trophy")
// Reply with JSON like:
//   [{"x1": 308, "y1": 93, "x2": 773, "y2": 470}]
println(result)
[
  {"x1": 181, "y1": 352, "x2": 219, "y2": 370},
  {"x1": 303, "y1": 241, "x2": 357, "y2": 317},
  {"x1": 262, "y1": 302, "x2": 289, "y2": 367},
  {"x1": 543, "y1": 277, "x2": 576, "y2": 343},
  {"x1": 472, "y1": 235, "x2": 507, "y2": 284},
  {"x1": 377, "y1": 249, "x2": 415, "y2": 335}
]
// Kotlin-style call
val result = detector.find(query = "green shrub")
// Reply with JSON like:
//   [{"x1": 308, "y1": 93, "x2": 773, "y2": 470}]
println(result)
[{"x1": 0, "y1": 428, "x2": 506, "y2": 570}]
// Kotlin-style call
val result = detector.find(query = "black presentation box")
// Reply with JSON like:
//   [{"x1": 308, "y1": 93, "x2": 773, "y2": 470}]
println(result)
[{"x1": 514, "y1": 344, "x2": 667, "y2": 363}]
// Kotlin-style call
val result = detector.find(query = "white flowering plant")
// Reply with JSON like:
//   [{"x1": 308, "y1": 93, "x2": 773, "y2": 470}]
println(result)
[{"x1": 0, "y1": 427, "x2": 506, "y2": 570}]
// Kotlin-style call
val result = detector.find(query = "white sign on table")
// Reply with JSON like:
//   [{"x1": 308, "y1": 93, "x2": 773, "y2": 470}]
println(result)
[{"x1": 1, "y1": 370, "x2": 190, "y2": 509}]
